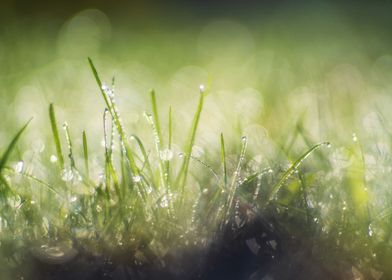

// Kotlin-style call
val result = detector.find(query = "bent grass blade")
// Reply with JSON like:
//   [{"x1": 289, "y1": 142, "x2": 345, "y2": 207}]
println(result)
[{"x1": 267, "y1": 142, "x2": 330, "y2": 201}]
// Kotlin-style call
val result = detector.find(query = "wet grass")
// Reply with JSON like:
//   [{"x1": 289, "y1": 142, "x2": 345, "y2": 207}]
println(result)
[{"x1": 1, "y1": 10, "x2": 392, "y2": 278}]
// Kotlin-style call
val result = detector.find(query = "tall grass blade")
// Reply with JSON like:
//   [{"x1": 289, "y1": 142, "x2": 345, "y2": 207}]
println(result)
[
  {"x1": 224, "y1": 136, "x2": 248, "y2": 222},
  {"x1": 0, "y1": 118, "x2": 31, "y2": 173},
  {"x1": 150, "y1": 90, "x2": 163, "y2": 147},
  {"x1": 177, "y1": 89, "x2": 205, "y2": 190},
  {"x1": 220, "y1": 133, "x2": 227, "y2": 189},
  {"x1": 63, "y1": 122, "x2": 75, "y2": 168},
  {"x1": 49, "y1": 104, "x2": 64, "y2": 169},
  {"x1": 82, "y1": 130, "x2": 89, "y2": 177},
  {"x1": 88, "y1": 58, "x2": 142, "y2": 191}
]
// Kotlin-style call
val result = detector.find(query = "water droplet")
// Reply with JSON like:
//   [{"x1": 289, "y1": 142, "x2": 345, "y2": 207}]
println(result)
[
  {"x1": 160, "y1": 149, "x2": 174, "y2": 161},
  {"x1": 69, "y1": 196, "x2": 77, "y2": 203},
  {"x1": 268, "y1": 168, "x2": 274, "y2": 174},
  {"x1": 132, "y1": 176, "x2": 141, "y2": 183},
  {"x1": 14, "y1": 161, "x2": 24, "y2": 174},
  {"x1": 202, "y1": 188, "x2": 209, "y2": 195},
  {"x1": 329, "y1": 194, "x2": 334, "y2": 199},
  {"x1": 326, "y1": 142, "x2": 332, "y2": 148},
  {"x1": 199, "y1": 84, "x2": 205, "y2": 93},
  {"x1": 160, "y1": 195, "x2": 170, "y2": 208},
  {"x1": 62, "y1": 122, "x2": 68, "y2": 130},
  {"x1": 178, "y1": 152, "x2": 184, "y2": 158},
  {"x1": 61, "y1": 169, "x2": 73, "y2": 182},
  {"x1": 50, "y1": 155, "x2": 58, "y2": 163},
  {"x1": 368, "y1": 224, "x2": 374, "y2": 237},
  {"x1": 96, "y1": 205, "x2": 102, "y2": 212},
  {"x1": 352, "y1": 133, "x2": 358, "y2": 142},
  {"x1": 241, "y1": 136, "x2": 248, "y2": 142}
]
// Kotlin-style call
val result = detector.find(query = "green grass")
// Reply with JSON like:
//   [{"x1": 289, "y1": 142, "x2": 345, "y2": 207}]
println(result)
[{"x1": 2, "y1": 12, "x2": 392, "y2": 278}]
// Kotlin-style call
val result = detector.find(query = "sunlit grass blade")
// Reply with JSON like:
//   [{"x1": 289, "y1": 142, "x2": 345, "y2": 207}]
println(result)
[
  {"x1": 176, "y1": 88, "x2": 205, "y2": 191},
  {"x1": 164, "y1": 106, "x2": 172, "y2": 187},
  {"x1": 63, "y1": 122, "x2": 75, "y2": 169},
  {"x1": 82, "y1": 130, "x2": 89, "y2": 177},
  {"x1": 224, "y1": 135, "x2": 248, "y2": 222},
  {"x1": 220, "y1": 133, "x2": 227, "y2": 189},
  {"x1": 150, "y1": 90, "x2": 163, "y2": 147},
  {"x1": 267, "y1": 141, "x2": 330, "y2": 201},
  {"x1": 130, "y1": 134, "x2": 154, "y2": 183},
  {"x1": 49, "y1": 104, "x2": 64, "y2": 170},
  {"x1": 88, "y1": 58, "x2": 144, "y2": 198},
  {"x1": 0, "y1": 118, "x2": 32, "y2": 173},
  {"x1": 144, "y1": 112, "x2": 165, "y2": 189}
]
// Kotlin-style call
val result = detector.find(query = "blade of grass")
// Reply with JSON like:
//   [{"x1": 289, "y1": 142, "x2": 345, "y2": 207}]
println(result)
[
  {"x1": 220, "y1": 133, "x2": 227, "y2": 189},
  {"x1": 88, "y1": 58, "x2": 146, "y2": 201},
  {"x1": 88, "y1": 57, "x2": 139, "y2": 175},
  {"x1": 63, "y1": 122, "x2": 76, "y2": 169},
  {"x1": 0, "y1": 118, "x2": 32, "y2": 173},
  {"x1": 267, "y1": 141, "x2": 330, "y2": 201},
  {"x1": 224, "y1": 135, "x2": 248, "y2": 223},
  {"x1": 176, "y1": 88, "x2": 205, "y2": 192},
  {"x1": 82, "y1": 130, "x2": 89, "y2": 177},
  {"x1": 49, "y1": 104, "x2": 64, "y2": 170},
  {"x1": 150, "y1": 90, "x2": 163, "y2": 147},
  {"x1": 164, "y1": 106, "x2": 172, "y2": 187}
]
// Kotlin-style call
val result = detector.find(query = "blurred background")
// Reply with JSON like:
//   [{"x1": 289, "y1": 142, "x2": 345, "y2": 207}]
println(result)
[{"x1": 1, "y1": 0, "x2": 392, "y2": 161}]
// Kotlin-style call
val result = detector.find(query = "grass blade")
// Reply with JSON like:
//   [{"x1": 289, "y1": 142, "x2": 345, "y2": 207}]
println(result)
[
  {"x1": 150, "y1": 90, "x2": 163, "y2": 147},
  {"x1": 82, "y1": 130, "x2": 89, "y2": 177},
  {"x1": 63, "y1": 122, "x2": 75, "y2": 168},
  {"x1": 267, "y1": 141, "x2": 330, "y2": 201},
  {"x1": 220, "y1": 133, "x2": 227, "y2": 189},
  {"x1": 176, "y1": 88, "x2": 205, "y2": 190},
  {"x1": 0, "y1": 118, "x2": 31, "y2": 173},
  {"x1": 88, "y1": 58, "x2": 140, "y2": 176},
  {"x1": 49, "y1": 104, "x2": 64, "y2": 169}
]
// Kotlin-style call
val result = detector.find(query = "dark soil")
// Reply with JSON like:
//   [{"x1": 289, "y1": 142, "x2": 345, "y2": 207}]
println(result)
[{"x1": 11, "y1": 214, "x2": 347, "y2": 280}]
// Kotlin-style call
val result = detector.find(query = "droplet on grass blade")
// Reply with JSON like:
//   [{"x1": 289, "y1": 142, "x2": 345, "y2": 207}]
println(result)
[
  {"x1": 132, "y1": 176, "x2": 141, "y2": 183},
  {"x1": 160, "y1": 149, "x2": 174, "y2": 161},
  {"x1": 50, "y1": 155, "x2": 58, "y2": 163},
  {"x1": 14, "y1": 161, "x2": 24, "y2": 174},
  {"x1": 61, "y1": 169, "x2": 73, "y2": 181},
  {"x1": 352, "y1": 133, "x2": 358, "y2": 142}
]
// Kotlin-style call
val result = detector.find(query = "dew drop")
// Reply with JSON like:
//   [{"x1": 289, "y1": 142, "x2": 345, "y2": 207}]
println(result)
[
  {"x1": 199, "y1": 84, "x2": 205, "y2": 93},
  {"x1": 352, "y1": 133, "x2": 358, "y2": 142},
  {"x1": 69, "y1": 196, "x2": 77, "y2": 203},
  {"x1": 326, "y1": 142, "x2": 332, "y2": 148},
  {"x1": 14, "y1": 161, "x2": 24, "y2": 174},
  {"x1": 202, "y1": 188, "x2": 209, "y2": 195},
  {"x1": 62, "y1": 122, "x2": 68, "y2": 130},
  {"x1": 132, "y1": 176, "x2": 141, "y2": 183},
  {"x1": 368, "y1": 224, "x2": 374, "y2": 237},
  {"x1": 160, "y1": 195, "x2": 169, "y2": 208},
  {"x1": 160, "y1": 149, "x2": 174, "y2": 161},
  {"x1": 96, "y1": 205, "x2": 102, "y2": 212},
  {"x1": 61, "y1": 169, "x2": 73, "y2": 182},
  {"x1": 50, "y1": 155, "x2": 58, "y2": 163},
  {"x1": 178, "y1": 152, "x2": 184, "y2": 158},
  {"x1": 241, "y1": 136, "x2": 248, "y2": 142}
]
